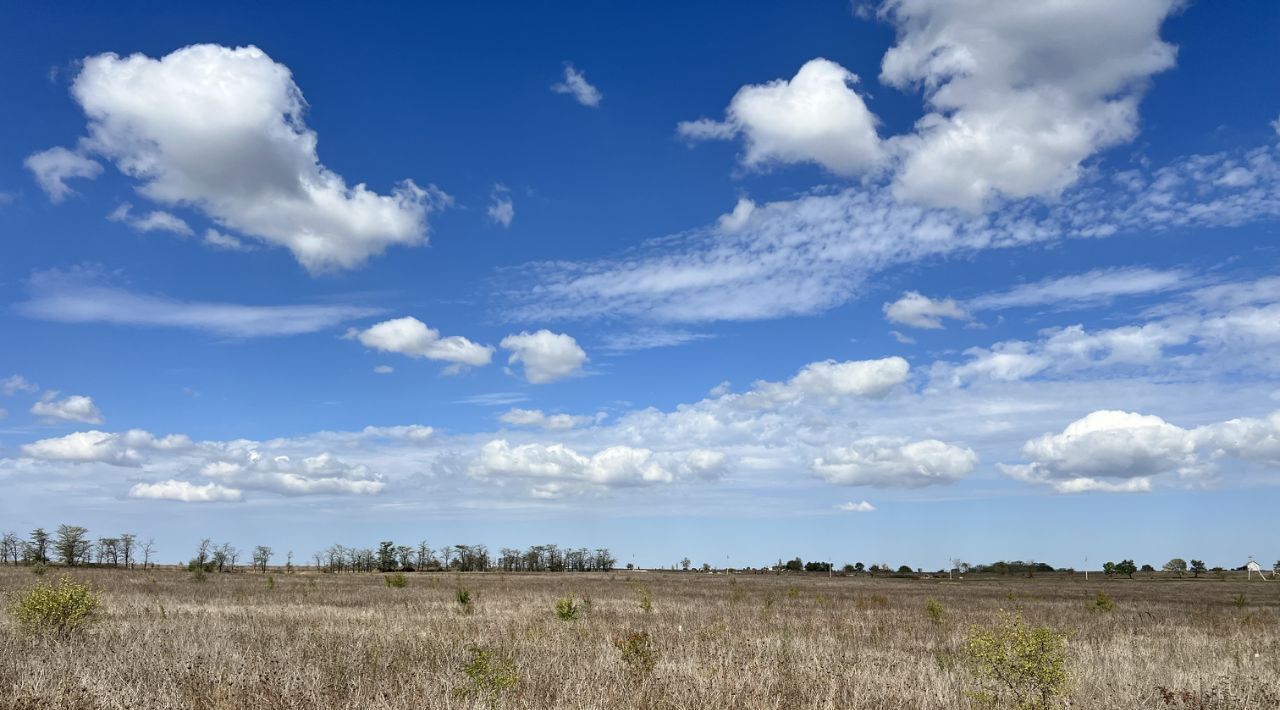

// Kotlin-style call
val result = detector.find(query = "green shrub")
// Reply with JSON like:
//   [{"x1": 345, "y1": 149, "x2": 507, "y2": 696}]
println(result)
[
  {"x1": 8, "y1": 576, "x2": 101, "y2": 636},
  {"x1": 266, "y1": 574, "x2": 275, "y2": 590},
  {"x1": 456, "y1": 646, "x2": 518, "y2": 709},
  {"x1": 554, "y1": 595, "x2": 580, "y2": 621},
  {"x1": 30, "y1": 562, "x2": 47, "y2": 577},
  {"x1": 190, "y1": 566, "x2": 207, "y2": 583},
  {"x1": 965, "y1": 612, "x2": 1069, "y2": 710},
  {"x1": 926, "y1": 598, "x2": 945, "y2": 624},
  {"x1": 456, "y1": 587, "x2": 475, "y2": 615},
  {"x1": 1091, "y1": 591, "x2": 1114, "y2": 612},
  {"x1": 1232, "y1": 594, "x2": 1247, "y2": 608},
  {"x1": 635, "y1": 585, "x2": 653, "y2": 613},
  {"x1": 615, "y1": 630, "x2": 659, "y2": 677},
  {"x1": 384, "y1": 573, "x2": 407, "y2": 588}
]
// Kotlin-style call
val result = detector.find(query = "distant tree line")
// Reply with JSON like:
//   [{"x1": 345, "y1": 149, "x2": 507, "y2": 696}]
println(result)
[
  {"x1": 309, "y1": 542, "x2": 617, "y2": 574},
  {"x1": 6, "y1": 524, "x2": 1276, "y2": 578},
  {"x1": 0, "y1": 526, "x2": 156, "y2": 569}
]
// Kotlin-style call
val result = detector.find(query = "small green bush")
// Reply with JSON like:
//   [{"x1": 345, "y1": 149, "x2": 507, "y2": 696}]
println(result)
[
  {"x1": 615, "y1": 630, "x2": 659, "y2": 677},
  {"x1": 1091, "y1": 591, "x2": 1114, "y2": 612},
  {"x1": 456, "y1": 587, "x2": 475, "y2": 614},
  {"x1": 636, "y1": 585, "x2": 653, "y2": 613},
  {"x1": 9, "y1": 576, "x2": 101, "y2": 636},
  {"x1": 30, "y1": 562, "x2": 47, "y2": 577},
  {"x1": 965, "y1": 612, "x2": 1069, "y2": 710},
  {"x1": 554, "y1": 595, "x2": 580, "y2": 621},
  {"x1": 266, "y1": 574, "x2": 275, "y2": 589},
  {"x1": 926, "y1": 598, "x2": 945, "y2": 624},
  {"x1": 384, "y1": 573, "x2": 407, "y2": 588},
  {"x1": 457, "y1": 646, "x2": 518, "y2": 709}
]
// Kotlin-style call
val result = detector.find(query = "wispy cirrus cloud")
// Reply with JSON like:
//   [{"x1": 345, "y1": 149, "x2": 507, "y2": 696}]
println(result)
[
  {"x1": 18, "y1": 267, "x2": 381, "y2": 338},
  {"x1": 503, "y1": 142, "x2": 1280, "y2": 326}
]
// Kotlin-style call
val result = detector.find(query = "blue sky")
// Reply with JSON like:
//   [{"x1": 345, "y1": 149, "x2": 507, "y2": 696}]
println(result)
[{"x1": 2, "y1": 1, "x2": 1279, "y2": 570}]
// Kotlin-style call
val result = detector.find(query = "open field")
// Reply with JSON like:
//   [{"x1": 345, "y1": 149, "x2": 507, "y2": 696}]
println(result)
[{"x1": 2, "y1": 567, "x2": 1279, "y2": 709}]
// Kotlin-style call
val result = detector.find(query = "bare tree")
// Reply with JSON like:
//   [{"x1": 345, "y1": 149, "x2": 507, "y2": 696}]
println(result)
[
  {"x1": 416, "y1": 541, "x2": 433, "y2": 571},
  {"x1": 285, "y1": 550, "x2": 294, "y2": 573},
  {"x1": 252, "y1": 545, "x2": 272, "y2": 573},
  {"x1": 214, "y1": 543, "x2": 238, "y2": 572},
  {"x1": 120, "y1": 533, "x2": 137, "y2": 569},
  {"x1": 141, "y1": 539, "x2": 156, "y2": 569},
  {"x1": 0, "y1": 532, "x2": 19, "y2": 565},
  {"x1": 195, "y1": 538, "x2": 212, "y2": 569},
  {"x1": 97, "y1": 538, "x2": 120, "y2": 566}
]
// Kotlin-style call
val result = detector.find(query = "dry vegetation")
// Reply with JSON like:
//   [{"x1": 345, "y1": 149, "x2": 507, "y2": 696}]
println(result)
[{"x1": 1, "y1": 566, "x2": 1278, "y2": 709}]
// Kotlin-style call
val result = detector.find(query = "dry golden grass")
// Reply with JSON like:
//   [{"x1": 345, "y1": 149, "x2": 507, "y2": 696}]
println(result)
[{"x1": 1, "y1": 566, "x2": 1278, "y2": 709}]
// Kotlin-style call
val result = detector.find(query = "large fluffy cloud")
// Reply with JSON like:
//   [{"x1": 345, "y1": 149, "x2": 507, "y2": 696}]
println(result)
[
  {"x1": 348, "y1": 317, "x2": 494, "y2": 372},
  {"x1": 20, "y1": 430, "x2": 192, "y2": 467},
  {"x1": 999, "y1": 410, "x2": 1197, "y2": 492},
  {"x1": 500, "y1": 330, "x2": 587, "y2": 384},
  {"x1": 469, "y1": 440, "x2": 723, "y2": 497},
  {"x1": 813, "y1": 438, "x2": 976, "y2": 487},
  {"x1": 880, "y1": 0, "x2": 1182, "y2": 211},
  {"x1": 54, "y1": 44, "x2": 443, "y2": 271},
  {"x1": 200, "y1": 451, "x2": 384, "y2": 496},
  {"x1": 678, "y1": 58, "x2": 884, "y2": 176}
]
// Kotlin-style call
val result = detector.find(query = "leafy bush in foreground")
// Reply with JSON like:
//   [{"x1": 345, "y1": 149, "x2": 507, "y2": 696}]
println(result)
[
  {"x1": 966, "y1": 612, "x2": 1069, "y2": 709},
  {"x1": 9, "y1": 576, "x2": 101, "y2": 635}
]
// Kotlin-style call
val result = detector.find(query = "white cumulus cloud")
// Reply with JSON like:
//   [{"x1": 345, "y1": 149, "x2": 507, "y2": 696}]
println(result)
[
  {"x1": 813, "y1": 438, "x2": 977, "y2": 487},
  {"x1": 129, "y1": 480, "x2": 242, "y2": 502},
  {"x1": 500, "y1": 330, "x2": 587, "y2": 384},
  {"x1": 348, "y1": 317, "x2": 494, "y2": 371},
  {"x1": 741, "y1": 357, "x2": 910, "y2": 408},
  {"x1": 883, "y1": 291, "x2": 968, "y2": 329},
  {"x1": 20, "y1": 429, "x2": 191, "y2": 467},
  {"x1": 499, "y1": 408, "x2": 594, "y2": 431},
  {"x1": 678, "y1": 58, "x2": 884, "y2": 176},
  {"x1": 880, "y1": 0, "x2": 1182, "y2": 211},
  {"x1": 999, "y1": 410, "x2": 1196, "y2": 492},
  {"x1": 56, "y1": 44, "x2": 445, "y2": 271},
  {"x1": 30, "y1": 394, "x2": 103, "y2": 424}
]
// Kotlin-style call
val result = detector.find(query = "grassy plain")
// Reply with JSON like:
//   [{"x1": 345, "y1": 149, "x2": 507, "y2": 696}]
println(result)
[{"x1": 1, "y1": 566, "x2": 1278, "y2": 709}]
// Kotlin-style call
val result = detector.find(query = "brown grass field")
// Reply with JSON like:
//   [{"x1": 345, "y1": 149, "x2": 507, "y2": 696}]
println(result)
[{"x1": 1, "y1": 566, "x2": 1278, "y2": 709}]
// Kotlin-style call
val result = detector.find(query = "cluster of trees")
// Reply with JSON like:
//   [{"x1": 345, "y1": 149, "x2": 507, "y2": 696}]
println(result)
[
  {"x1": 1, "y1": 526, "x2": 156, "y2": 569},
  {"x1": 309, "y1": 542, "x2": 617, "y2": 574}
]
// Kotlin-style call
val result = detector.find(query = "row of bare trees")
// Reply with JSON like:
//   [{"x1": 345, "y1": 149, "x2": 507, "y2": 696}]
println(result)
[
  {"x1": 1, "y1": 526, "x2": 156, "y2": 568},
  {"x1": 5, "y1": 525, "x2": 614, "y2": 575},
  {"x1": 310, "y1": 541, "x2": 616, "y2": 574}
]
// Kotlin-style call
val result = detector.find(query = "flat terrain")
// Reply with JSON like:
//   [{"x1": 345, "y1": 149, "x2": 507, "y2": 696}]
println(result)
[{"x1": 1, "y1": 567, "x2": 1278, "y2": 709}]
